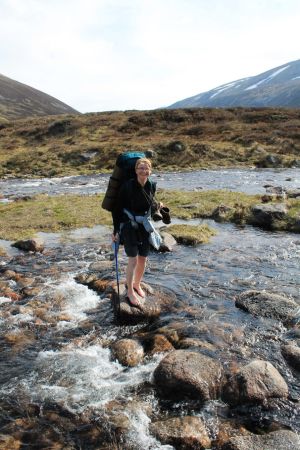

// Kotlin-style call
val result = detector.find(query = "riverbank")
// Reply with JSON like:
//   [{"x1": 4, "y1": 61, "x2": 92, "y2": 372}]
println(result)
[
  {"x1": 0, "y1": 189, "x2": 299, "y2": 240},
  {"x1": 1, "y1": 108, "x2": 300, "y2": 178}
]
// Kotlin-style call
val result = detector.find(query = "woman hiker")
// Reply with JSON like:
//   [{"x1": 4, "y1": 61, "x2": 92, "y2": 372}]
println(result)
[{"x1": 112, "y1": 158, "x2": 162, "y2": 308}]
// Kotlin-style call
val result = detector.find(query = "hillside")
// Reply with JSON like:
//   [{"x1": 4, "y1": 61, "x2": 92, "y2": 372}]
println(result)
[
  {"x1": 0, "y1": 73, "x2": 79, "y2": 120},
  {"x1": 0, "y1": 108, "x2": 300, "y2": 178},
  {"x1": 169, "y1": 59, "x2": 300, "y2": 108}
]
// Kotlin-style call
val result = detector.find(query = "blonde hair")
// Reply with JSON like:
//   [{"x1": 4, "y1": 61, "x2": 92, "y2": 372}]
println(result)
[{"x1": 135, "y1": 158, "x2": 152, "y2": 170}]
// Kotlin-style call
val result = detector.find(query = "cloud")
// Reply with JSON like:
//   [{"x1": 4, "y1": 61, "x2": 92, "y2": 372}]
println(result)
[{"x1": 0, "y1": 0, "x2": 300, "y2": 111}]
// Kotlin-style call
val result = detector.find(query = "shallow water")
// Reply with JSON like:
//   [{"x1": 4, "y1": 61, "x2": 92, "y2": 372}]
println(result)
[
  {"x1": 0, "y1": 170, "x2": 300, "y2": 447},
  {"x1": 0, "y1": 168, "x2": 299, "y2": 199}
]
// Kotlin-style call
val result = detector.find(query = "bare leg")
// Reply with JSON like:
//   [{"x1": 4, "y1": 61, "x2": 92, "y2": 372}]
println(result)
[
  {"x1": 133, "y1": 256, "x2": 147, "y2": 297},
  {"x1": 126, "y1": 256, "x2": 140, "y2": 305}
]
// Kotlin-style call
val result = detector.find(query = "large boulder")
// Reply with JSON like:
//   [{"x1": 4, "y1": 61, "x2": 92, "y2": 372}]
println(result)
[
  {"x1": 235, "y1": 290, "x2": 299, "y2": 325},
  {"x1": 281, "y1": 343, "x2": 300, "y2": 371},
  {"x1": 223, "y1": 360, "x2": 288, "y2": 406},
  {"x1": 220, "y1": 429, "x2": 300, "y2": 450},
  {"x1": 150, "y1": 416, "x2": 211, "y2": 450},
  {"x1": 111, "y1": 339, "x2": 144, "y2": 367},
  {"x1": 250, "y1": 203, "x2": 288, "y2": 228},
  {"x1": 153, "y1": 350, "x2": 223, "y2": 402}
]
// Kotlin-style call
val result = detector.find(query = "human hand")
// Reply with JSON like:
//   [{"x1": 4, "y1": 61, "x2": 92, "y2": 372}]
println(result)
[{"x1": 112, "y1": 232, "x2": 119, "y2": 242}]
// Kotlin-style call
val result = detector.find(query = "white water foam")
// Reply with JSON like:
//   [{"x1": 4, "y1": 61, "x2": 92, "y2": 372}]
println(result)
[
  {"x1": 0, "y1": 296, "x2": 12, "y2": 304},
  {"x1": 126, "y1": 409, "x2": 175, "y2": 450},
  {"x1": 51, "y1": 277, "x2": 101, "y2": 328},
  {"x1": 6, "y1": 344, "x2": 163, "y2": 414}
]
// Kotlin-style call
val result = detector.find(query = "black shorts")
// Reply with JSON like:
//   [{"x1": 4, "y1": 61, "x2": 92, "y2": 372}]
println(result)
[{"x1": 120, "y1": 222, "x2": 150, "y2": 257}]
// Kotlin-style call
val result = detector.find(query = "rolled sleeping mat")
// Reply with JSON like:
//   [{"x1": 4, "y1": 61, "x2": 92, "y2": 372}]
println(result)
[{"x1": 101, "y1": 165, "x2": 123, "y2": 211}]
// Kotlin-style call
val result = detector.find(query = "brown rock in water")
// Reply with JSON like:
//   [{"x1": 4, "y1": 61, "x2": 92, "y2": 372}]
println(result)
[
  {"x1": 154, "y1": 350, "x2": 223, "y2": 402},
  {"x1": 111, "y1": 339, "x2": 144, "y2": 367},
  {"x1": 281, "y1": 343, "x2": 300, "y2": 371},
  {"x1": 212, "y1": 204, "x2": 233, "y2": 221},
  {"x1": 220, "y1": 429, "x2": 300, "y2": 450},
  {"x1": 250, "y1": 203, "x2": 288, "y2": 228},
  {"x1": 0, "y1": 433, "x2": 22, "y2": 449},
  {"x1": 223, "y1": 360, "x2": 288, "y2": 406},
  {"x1": 147, "y1": 334, "x2": 174, "y2": 355},
  {"x1": 235, "y1": 290, "x2": 299, "y2": 324},
  {"x1": 150, "y1": 416, "x2": 211, "y2": 449},
  {"x1": 12, "y1": 238, "x2": 44, "y2": 253},
  {"x1": 213, "y1": 421, "x2": 251, "y2": 448},
  {"x1": 111, "y1": 283, "x2": 162, "y2": 325}
]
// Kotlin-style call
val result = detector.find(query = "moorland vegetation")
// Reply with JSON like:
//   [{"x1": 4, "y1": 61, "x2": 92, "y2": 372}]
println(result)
[{"x1": 0, "y1": 107, "x2": 300, "y2": 178}]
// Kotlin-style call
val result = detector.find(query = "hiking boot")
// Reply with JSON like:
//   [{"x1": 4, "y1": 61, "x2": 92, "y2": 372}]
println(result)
[
  {"x1": 152, "y1": 209, "x2": 163, "y2": 222},
  {"x1": 160, "y1": 207, "x2": 171, "y2": 224}
]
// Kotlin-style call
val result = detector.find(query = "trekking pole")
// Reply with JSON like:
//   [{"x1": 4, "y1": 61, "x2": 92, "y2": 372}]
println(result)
[{"x1": 113, "y1": 239, "x2": 121, "y2": 316}]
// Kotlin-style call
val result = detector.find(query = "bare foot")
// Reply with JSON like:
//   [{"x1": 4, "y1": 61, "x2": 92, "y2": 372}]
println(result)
[
  {"x1": 133, "y1": 285, "x2": 145, "y2": 298},
  {"x1": 126, "y1": 293, "x2": 143, "y2": 310}
]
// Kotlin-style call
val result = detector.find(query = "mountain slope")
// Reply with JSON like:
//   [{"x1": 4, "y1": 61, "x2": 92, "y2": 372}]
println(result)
[
  {"x1": 169, "y1": 59, "x2": 300, "y2": 108},
  {"x1": 0, "y1": 73, "x2": 79, "y2": 120}
]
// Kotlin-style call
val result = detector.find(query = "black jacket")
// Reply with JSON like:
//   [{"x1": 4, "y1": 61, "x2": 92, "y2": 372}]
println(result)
[{"x1": 112, "y1": 178, "x2": 156, "y2": 233}]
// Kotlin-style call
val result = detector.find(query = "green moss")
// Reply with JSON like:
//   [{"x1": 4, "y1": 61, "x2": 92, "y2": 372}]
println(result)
[
  {"x1": 166, "y1": 223, "x2": 217, "y2": 245},
  {"x1": 0, "y1": 194, "x2": 112, "y2": 240},
  {"x1": 0, "y1": 190, "x2": 299, "y2": 241}
]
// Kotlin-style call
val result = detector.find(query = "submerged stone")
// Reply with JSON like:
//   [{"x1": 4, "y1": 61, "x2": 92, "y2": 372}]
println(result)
[
  {"x1": 281, "y1": 343, "x2": 300, "y2": 371},
  {"x1": 220, "y1": 429, "x2": 300, "y2": 450},
  {"x1": 235, "y1": 290, "x2": 299, "y2": 324},
  {"x1": 150, "y1": 416, "x2": 211, "y2": 450}
]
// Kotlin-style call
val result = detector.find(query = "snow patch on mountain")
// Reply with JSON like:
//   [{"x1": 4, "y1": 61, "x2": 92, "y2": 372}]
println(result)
[{"x1": 245, "y1": 65, "x2": 289, "y2": 91}]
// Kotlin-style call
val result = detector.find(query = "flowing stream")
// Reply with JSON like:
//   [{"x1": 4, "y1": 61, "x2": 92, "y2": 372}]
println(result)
[{"x1": 0, "y1": 168, "x2": 300, "y2": 448}]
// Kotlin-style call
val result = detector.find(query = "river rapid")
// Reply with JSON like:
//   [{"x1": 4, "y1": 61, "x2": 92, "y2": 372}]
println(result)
[{"x1": 0, "y1": 168, "x2": 300, "y2": 449}]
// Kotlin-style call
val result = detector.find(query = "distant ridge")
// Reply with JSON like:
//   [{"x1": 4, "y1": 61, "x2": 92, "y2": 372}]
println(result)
[
  {"x1": 168, "y1": 59, "x2": 300, "y2": 108},
  {"x1": 0, "y1": 73, "x2": 79, "y2": 120}
]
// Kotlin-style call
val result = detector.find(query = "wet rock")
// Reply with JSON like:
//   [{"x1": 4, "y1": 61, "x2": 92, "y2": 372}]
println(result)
[
  {"x1": 213, "y1": 421, "x2": 251, "y2": 448},
  {"x1": 223, "y1": 360, "x2": 288, "y2": 406},
  {"x1": 159, "y1": 231, "x2": 177, "y2": 252},
  {"x1": 250, "y1": 203, "x2": 288, "y2": 228},
  {"x1": 1, "y1": 288, "x2": 22, "y2": 301},
  {"x1": 143, "y1": 333, "x2": 174, "y2": 355},
  {"x1": 12, "y1": 238, "x2": 44, "y2": 253},
  {"x1": 104, "y1": 399, "x2": 153, "y2": 442},
  {"x1": 4, "y1": 330, "x2": 36, "y2": 349},
  {"x1": 154, "y1": 350, "x2": 223, "y2": 402},
  {"x1": 111, "y1": 339, "x2": 144, "y2": 367},
  {"x1": 0, "y1": 434, "x2": 22, "y2": 449},
  {"x1": 150, "y1": 416, "x2": 211, "y2": 450},
  {"x1": 281, "y1": 343, "x2": 300, "y2": 371},
  {"x1": 212, "y1": 205, "x2": 233, "y2": 222},
  {"x1": 154, "y1": 324, "x2": 181, "y2": 345},
  {"x1": 235, "y1": 290, "x2": 299, "y2": 324},
  {"x1": 220, "y1": 429, "x2": 300, "y2": 450},
  {"x1": 286, "y1": 188, "x2": 300, "y2": 198},
  {"x1": 2, "y1": 269, "x2": 18, "y2": 279},
  {"x1": 111, "y1": 283, "x2": 163, "y2": 325},
  {"x1": 178, "y1": 337, "x2": 216, "y2": 352},
  {"x1": 21, "y1": 286, "x2": 41, "y2": 297}
]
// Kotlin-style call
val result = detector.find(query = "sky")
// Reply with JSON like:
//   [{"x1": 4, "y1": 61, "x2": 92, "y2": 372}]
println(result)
[{"x1": 1, "y1": 0, "x2": 300, "y2": 113}]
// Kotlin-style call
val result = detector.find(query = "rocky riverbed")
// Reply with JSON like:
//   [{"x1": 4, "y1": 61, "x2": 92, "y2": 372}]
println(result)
[{"x1": 0, "y1": 215, "x2": 300, "y2": 449}]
